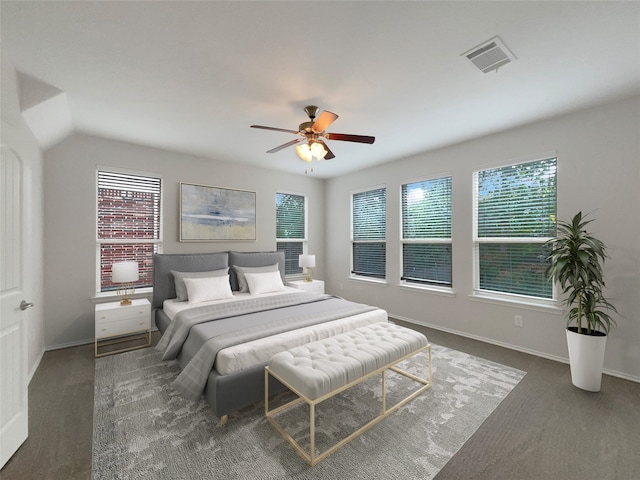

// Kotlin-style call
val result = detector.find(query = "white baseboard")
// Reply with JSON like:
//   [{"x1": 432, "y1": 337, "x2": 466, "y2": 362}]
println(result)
[
  {"x1": 391, "y1": 313, "x2": 640, "y2": 384},
  {"x1": 28, "y1": 348, "x2": 45, "y2": 385},
  {"x1": 45, "y1": 337, "x2": 95, "y2": 351}
]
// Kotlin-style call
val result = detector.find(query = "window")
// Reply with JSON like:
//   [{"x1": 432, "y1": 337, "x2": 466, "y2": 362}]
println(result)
[
  {"x1": 401, "y1": 176, "x2": 452, "y2": 287},
  {"x1": 473, "y1": 157, "x2": 557, "y2": 300},
  {"x1": 97, "y1": 169, "x2": 162, "y2": 294},
  {"x1": 352, "y1": 187, "x2": 386, "y2": 279},
  {"x1": 276, "y1": 192, "x2": 306, "y2": 276}
]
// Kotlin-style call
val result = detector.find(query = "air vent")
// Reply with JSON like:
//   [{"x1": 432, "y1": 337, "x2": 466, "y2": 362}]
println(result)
[{"x1": 462, "y1": 36, "x2": 516, "y2": 73}]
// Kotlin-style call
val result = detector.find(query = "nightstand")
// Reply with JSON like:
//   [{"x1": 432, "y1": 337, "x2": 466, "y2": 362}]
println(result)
[
  {"x1": 287, "y1": 279, "x2": 325, "y2": 294},
  {"x1": 95, "y1": 298, "x2": 151, "y2": 357}
]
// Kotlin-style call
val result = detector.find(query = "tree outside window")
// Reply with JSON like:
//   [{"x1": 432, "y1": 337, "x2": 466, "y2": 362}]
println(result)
[{"x1": 474, "y1": 157, "x2": 557, "y2": 299}]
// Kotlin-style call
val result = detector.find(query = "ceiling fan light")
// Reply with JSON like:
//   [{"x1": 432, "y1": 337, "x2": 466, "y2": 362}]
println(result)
[
  {"x1": 295, "y1": 143, "x2": 313, "y2": 162},
  {"x1": 310, "y1": 141, "x2": 327, "y2": 160}
]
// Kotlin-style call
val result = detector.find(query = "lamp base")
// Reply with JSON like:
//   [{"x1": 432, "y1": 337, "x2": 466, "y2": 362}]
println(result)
[
  {"x1": 303, "y1": 267, "x2": 314, "y2": 283},
  {"x1": 116, "y1": 283, "x2": 135, "y2": 306}
]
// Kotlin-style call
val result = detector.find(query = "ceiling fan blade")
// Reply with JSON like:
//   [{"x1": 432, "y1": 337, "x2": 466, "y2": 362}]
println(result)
[
  {"x1": 251, "y1": 125, "x2": 300, "y2": 134},
  {"x1": 324, "y1": 133, "x2": 375, "y2": 144},
  {"x1": 317, "y1": 140, "x2": 335, "y2": 160},
  {"x1": 312, "y1": 111, "x2": 338, "y2": 133},
  {"x1": 266, "y1": 138, "x2": 304, "y2": 153}
]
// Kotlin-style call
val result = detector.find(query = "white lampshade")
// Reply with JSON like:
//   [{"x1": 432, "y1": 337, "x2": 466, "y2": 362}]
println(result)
[
  {"x1": 112, "y1": 261, "x2": 139, "y2": 283},
  {"x1": 298, "y1": 254, "x2": 316, "y2": 268}
]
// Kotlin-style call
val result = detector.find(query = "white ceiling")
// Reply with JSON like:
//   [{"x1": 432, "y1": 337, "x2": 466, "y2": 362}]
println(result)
[{"x1": 2, "y1": 1, "x2": 639, "y2": 178}]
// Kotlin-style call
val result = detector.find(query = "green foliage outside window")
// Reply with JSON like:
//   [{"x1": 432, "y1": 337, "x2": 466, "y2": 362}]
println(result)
[
  {"x1": 276, "y1": 193, "x2": 305, "y2": 275},
  {"x1": 401, "y1": 177, "x2": 452, "y2": 286},
  {"x1": 352, "y1": 188, "x2": 386, "y2": 278},
  {"x1": 476, "y1": 158, "x2": 557, "y2": 299}
]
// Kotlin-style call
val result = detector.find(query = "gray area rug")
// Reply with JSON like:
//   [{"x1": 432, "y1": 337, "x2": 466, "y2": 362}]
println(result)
[{"x1": 93, "y1": 344, "x2": 525, "y2": 479}]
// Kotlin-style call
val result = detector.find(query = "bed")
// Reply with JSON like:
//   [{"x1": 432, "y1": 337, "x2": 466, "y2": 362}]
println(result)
[{"x1": 152, "y1": 250, "x2": 388, "y2": 422}]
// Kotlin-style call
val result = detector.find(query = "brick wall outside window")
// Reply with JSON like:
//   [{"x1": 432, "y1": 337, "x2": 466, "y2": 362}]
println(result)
[{"x1": 97, "y1": 171, "x2": 161, "y2": 293}]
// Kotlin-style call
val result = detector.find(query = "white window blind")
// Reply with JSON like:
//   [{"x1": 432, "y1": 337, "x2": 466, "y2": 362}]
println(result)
[
  {"x1": 352, "y1": 187, "x2": 386, "y2": 279},
  {"x1": 276, "y1": 193, "x2": 306, "y2": 275},
  {"x1": 474, "y1": 157, "x2": 556, "y2": 299},
  {"x1": 97, "y1": 170, "x2": 162, "y2": 293},
  {"x1": 401, "y1": 176, "x2": 452, "y2": 287}
]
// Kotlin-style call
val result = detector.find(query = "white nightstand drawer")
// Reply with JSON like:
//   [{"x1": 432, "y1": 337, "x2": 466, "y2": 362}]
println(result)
[
  {"x1": 287, "y1": 280, "x2": 324, "y2": 294},
  {"x1": 96, "y1": 316, "x2": 150, "y2": 339},
  {"x1": 95, "y1": 301, "x2": 150, "y2": 324}
]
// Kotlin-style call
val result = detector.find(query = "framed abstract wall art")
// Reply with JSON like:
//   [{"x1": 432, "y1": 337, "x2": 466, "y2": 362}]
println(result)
[{"x1": 180, "y1": 183, "x2": 256, "y2": 241}]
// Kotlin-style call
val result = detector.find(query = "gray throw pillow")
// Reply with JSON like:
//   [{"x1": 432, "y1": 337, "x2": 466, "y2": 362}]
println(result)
[
  {"x1": 171, "y1": 267, "x2": 229, "y2": 301},
  {"x1": 233, "y1": 264, "x2": 279, "y2": 293}
]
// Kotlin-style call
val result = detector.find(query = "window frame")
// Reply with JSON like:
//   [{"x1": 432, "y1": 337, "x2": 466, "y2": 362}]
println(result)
[
  {"x1": 472, "y1": 154, "x2": 558, "y2": 307},
  {"x1": 95, "y1": 166, "x2": 163, "y2": 298},
  {"x1": 351, "y1": 185, "x2": 387, "y2": 282},
  {"x1": 400, "y1": 173, "x2": 453, "y2": 293},
  {"x1": 276, "y1": 191, "x2": 308, "y2": 279}
]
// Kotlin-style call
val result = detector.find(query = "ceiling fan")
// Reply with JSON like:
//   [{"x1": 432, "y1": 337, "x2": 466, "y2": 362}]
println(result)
[{"x1": 251, "y1": 105, "x2": 375, "y2": 163}]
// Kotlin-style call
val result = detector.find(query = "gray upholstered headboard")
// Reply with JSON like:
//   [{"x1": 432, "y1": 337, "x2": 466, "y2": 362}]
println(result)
[
  {"x1": 228, "y1": 250, "x2": 285, "y2": 291},
  {"x1": 152, "y1": 250, "x2": 285, "y2": 309},
  {"x1": 152, "y1": 252, "x2": 229, "y2": 309}
]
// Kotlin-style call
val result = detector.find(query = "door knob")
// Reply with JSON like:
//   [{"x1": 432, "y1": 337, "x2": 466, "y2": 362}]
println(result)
[{"x1": 20, "y1": 300, "x2": 34, "y2": 311}]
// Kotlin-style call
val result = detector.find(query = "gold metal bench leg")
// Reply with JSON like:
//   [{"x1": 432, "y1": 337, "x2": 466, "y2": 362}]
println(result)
[
  {"x1": 310, "y1": 403, "x2": 316, "y2": 465},
  {"x1": 382, "y1": 370, "x2": 386, "y2": 414},
  {"x1": 264, "y1": 367, "x2": 269, "y2": 418},
  {"x1": 429, "y1": 345, "x2": 433, "y2": 384}
]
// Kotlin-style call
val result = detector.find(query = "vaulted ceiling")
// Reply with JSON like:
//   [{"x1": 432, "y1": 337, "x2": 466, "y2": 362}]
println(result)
[{"x1": 2, "y1": 1, "x2": 639, "y2": 178}]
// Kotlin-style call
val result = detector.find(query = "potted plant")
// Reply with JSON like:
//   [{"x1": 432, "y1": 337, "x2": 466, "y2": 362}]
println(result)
[{"x1": 546, "y1": 211, "x2": 618, "y2": 392}]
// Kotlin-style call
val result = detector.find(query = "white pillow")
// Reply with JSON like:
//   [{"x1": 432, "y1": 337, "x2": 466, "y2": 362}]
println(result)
[
  {"x1": 244, "y1": 270, "x2": 286, "y2": 295},
  {"x1": 183, "y1": 275, "x2": 234, "y2": 304},
  {"x1": 233, "y1": 264, "x2": 279, "y2": 292},
  {"x1": 171, "y1": 267, "x2": 229, "y2": 301}
]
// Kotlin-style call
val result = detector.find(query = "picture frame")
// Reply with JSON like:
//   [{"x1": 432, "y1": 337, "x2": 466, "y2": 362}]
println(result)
[{"x1": 180, "y1": 182, "x2": 256, "y2": 241}]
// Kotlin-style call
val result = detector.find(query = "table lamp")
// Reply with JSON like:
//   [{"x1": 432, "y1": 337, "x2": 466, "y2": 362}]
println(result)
[
  {"x1": 111, "y1": 261, "x2": 139, "y2": 306},
  {"x1": 298, "y1": 254, "x2": 316, "y2": 283}
]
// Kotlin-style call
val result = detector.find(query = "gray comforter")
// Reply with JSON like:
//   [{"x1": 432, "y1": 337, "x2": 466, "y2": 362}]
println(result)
[{"x1": 156, "y1": 293, "x2": 377, "y2": 400}]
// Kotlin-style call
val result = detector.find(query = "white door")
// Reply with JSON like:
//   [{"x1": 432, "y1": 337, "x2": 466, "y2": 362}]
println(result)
[{"x1": 0, "y1": 145, "x2": 29, "y2": 468}]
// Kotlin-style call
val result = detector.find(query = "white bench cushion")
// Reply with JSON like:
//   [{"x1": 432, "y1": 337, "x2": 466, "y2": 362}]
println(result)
[{"x1": 268, "y1": 323, "x2": 428, "y2": 400}]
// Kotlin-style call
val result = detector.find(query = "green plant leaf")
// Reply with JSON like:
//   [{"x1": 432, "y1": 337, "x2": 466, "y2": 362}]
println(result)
[{"x1": 546, "y1": 212, "x2": 617, "y2": 334}]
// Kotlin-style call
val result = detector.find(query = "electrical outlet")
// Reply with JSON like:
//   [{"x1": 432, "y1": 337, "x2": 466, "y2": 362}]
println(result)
[{"x1": 514, "y1": 315, "x2": 524, "y2": 327}]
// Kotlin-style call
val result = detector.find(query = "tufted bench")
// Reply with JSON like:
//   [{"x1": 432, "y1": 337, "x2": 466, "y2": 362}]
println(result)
[{"x1": 265, "y1": 322, "x2": 432, "y2": 466}]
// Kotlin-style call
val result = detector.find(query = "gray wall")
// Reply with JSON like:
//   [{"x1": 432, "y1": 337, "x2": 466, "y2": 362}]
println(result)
[
  {"x1": 43, "y1": 134, "x2": 325, "y2": 348},
  {"x1": 325, "y1": 96, "x2": 640, "y2": 381}
]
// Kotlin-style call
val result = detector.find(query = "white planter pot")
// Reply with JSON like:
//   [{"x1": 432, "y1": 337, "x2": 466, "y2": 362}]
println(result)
[{"x1": 566, "y1": 327, "x2": 607, "y2": 392}]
